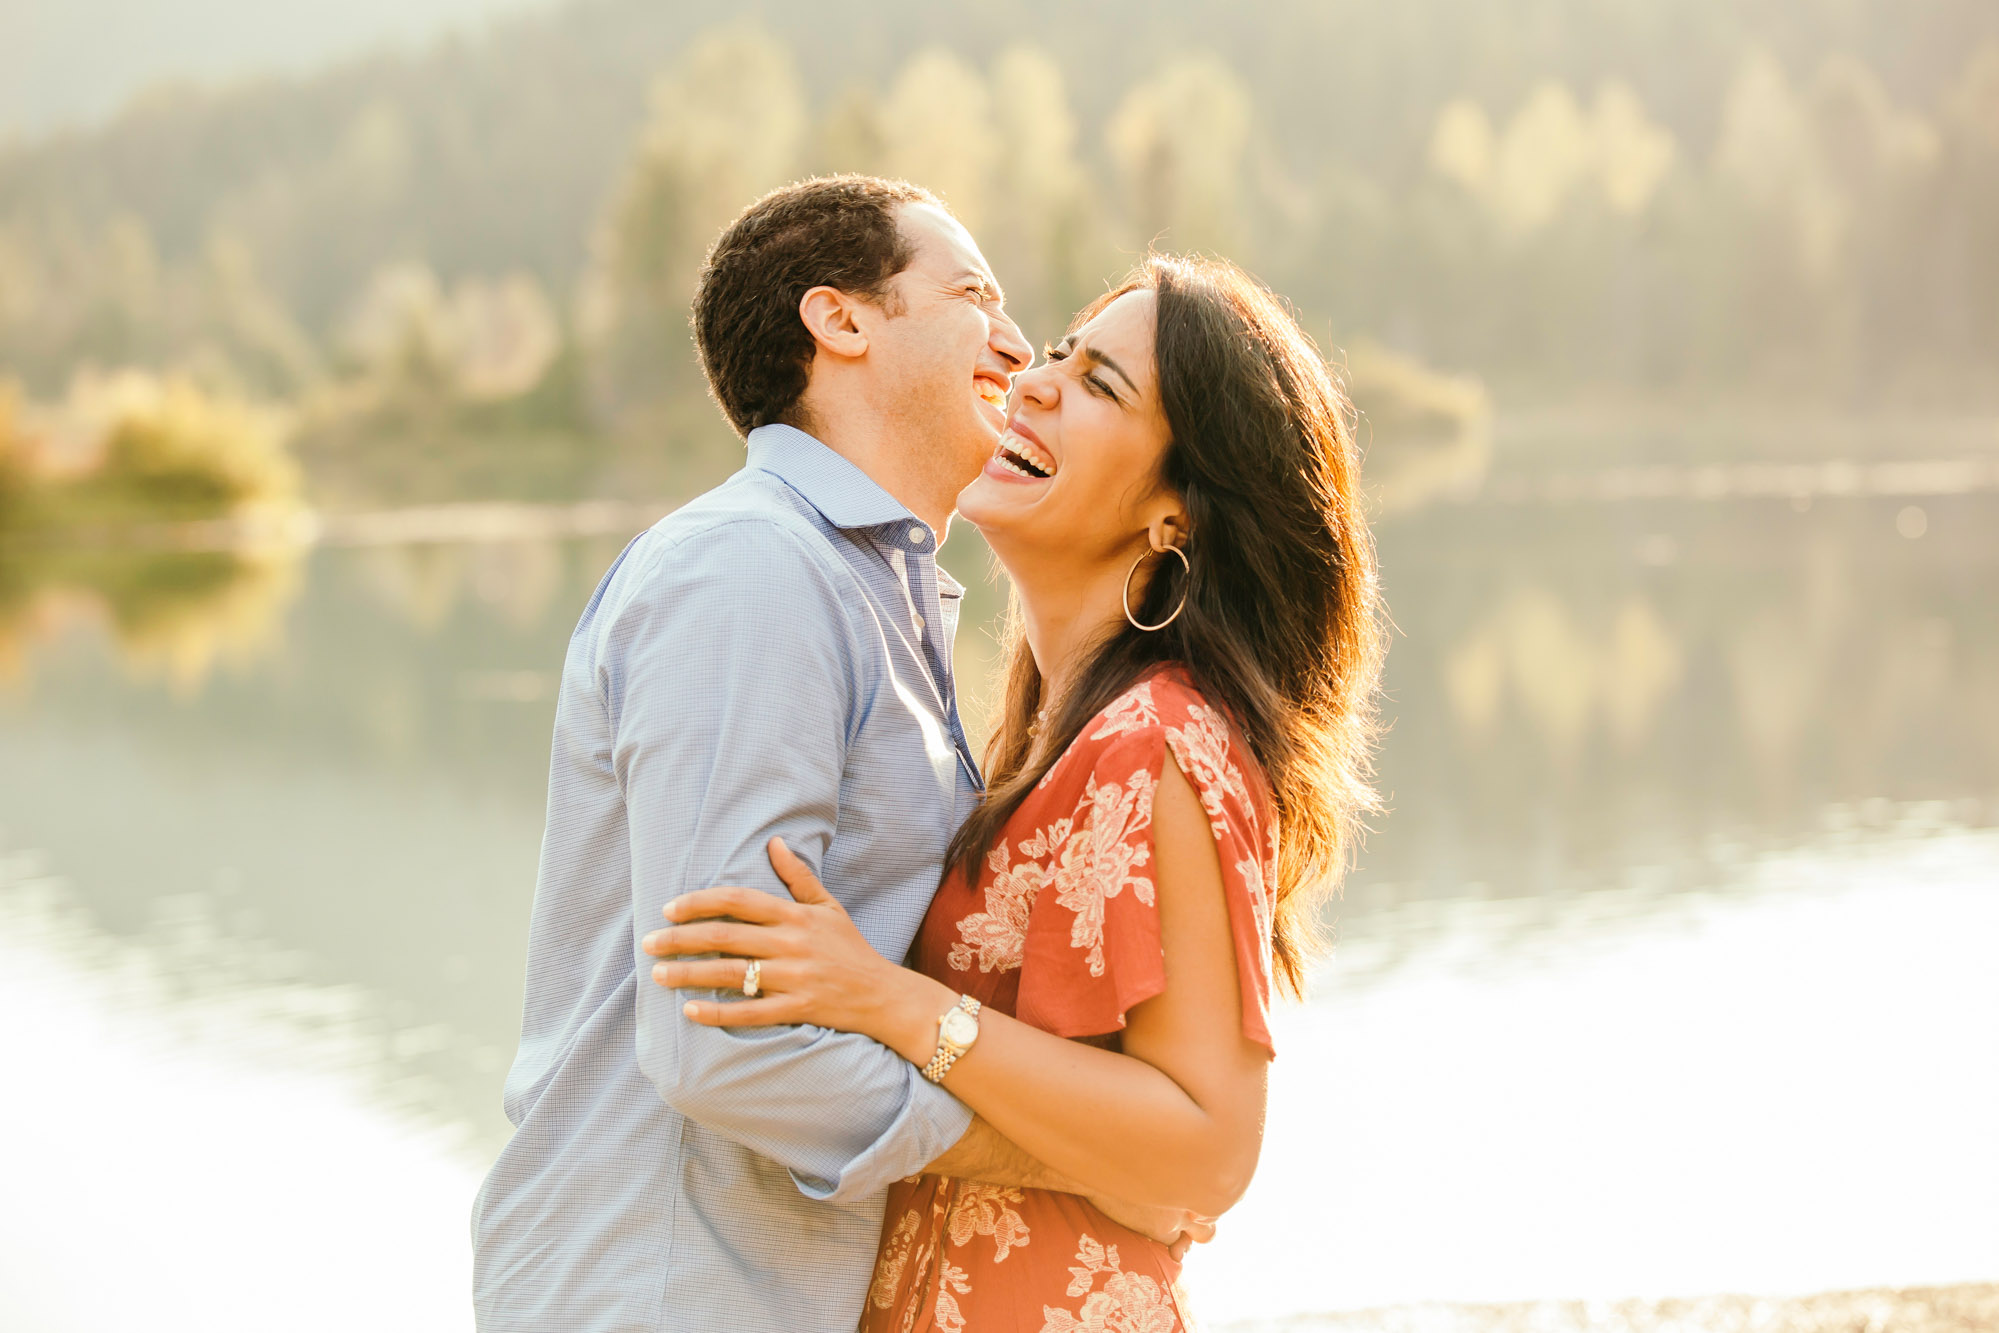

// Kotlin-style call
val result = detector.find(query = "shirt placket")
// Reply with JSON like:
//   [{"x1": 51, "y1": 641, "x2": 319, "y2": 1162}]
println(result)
[
  {"x1": 933, "y1": 572, "x2": 979, "y2": 794},
  {"x1": 881, "y1": 524, "x2": 981, "y2": 789}
]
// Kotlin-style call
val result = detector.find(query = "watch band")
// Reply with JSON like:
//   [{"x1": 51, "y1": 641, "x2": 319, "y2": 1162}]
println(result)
[{"x1": 921, "y1": 995, "x2": 982, "y2": 1084}]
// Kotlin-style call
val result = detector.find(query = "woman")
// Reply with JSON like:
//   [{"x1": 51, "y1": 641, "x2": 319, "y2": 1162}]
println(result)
[{"x1": 645, "y1": 254, "x2": 1383, "y2": 1330}]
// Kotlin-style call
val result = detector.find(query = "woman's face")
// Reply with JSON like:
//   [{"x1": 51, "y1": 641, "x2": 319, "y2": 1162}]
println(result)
[{"x1": 958, "y1": 289, "x2": 1176, "y2": 572}]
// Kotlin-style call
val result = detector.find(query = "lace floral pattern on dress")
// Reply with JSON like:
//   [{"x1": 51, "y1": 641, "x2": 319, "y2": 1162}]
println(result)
[
  {"x1": 1052, "y1": 769, "x2": 1158, "y2": 977},
  {"x1": 949, "y1": 834, "x2": 1055, "y2": 974},
  {"x1": 869, "y1": 1209, "x2": 922, "y2": 1311},
  {"x1": 947, "y1": 1184, "x2": 1032, "y2": 1263},
  {"x1": 1164, "y1": 703, "x2": 1252, "y2": 840},
  {"x1": 933, "y1": 1258, "x2": 973, "y2": 1333},
  {"x1": 1088, "y1": 681, "x2": 1161, "y2": 740},
  {"x1": 1038, "y1": 1234, "x2": 1182, "y2": 1333}
]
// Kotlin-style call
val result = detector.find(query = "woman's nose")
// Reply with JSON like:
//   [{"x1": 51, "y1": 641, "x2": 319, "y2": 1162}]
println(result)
[{"x1": 1015, "y1": 362, "x2": 1059, "y2": 408}]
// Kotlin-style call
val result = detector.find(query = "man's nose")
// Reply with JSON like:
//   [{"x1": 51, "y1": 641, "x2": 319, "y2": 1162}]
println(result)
[{"x1": 990, "y1": 310, "x2": 1033, "y2": 373}]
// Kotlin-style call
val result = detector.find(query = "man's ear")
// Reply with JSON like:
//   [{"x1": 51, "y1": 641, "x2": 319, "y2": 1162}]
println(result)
[{"x1": 799, "y1": 286, "x2": 869, "y2": 360}]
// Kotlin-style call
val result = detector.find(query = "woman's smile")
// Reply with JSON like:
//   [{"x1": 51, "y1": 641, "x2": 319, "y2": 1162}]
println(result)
[{"x1": 986, "y1": 417, "x2": 1058, "y2": 482}]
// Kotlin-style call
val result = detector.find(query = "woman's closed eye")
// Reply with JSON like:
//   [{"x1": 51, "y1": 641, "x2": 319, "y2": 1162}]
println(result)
[{"x1": 1043, "y1": 342, "x2": 1123, "y2": 404}]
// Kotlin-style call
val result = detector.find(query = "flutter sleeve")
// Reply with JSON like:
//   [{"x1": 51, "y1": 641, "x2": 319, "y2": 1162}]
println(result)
[{"x1": 1013, "y1": 675, "x2": 1278, "y2": 1055}]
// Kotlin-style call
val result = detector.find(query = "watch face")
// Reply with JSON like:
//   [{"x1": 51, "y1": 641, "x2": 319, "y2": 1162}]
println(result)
[{"x1": 941, "y1": 1009, "x2": 979, "y2": 1047}]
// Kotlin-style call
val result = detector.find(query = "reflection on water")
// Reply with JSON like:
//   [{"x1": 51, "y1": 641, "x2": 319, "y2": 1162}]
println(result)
[
  {"x1": 0, "y1": 547, "x2": 302, "y2": 693},
  {"x1": 1, "y1": 485, "x2": 1994, "y2": 1328},
  {"x1": 1364, "y1": 493, "x2": 1998, "y2": 910}
]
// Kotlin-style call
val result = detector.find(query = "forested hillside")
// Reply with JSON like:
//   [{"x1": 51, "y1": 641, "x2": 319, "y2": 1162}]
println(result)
[{"x1": 3, "y1": 0, "x2": 1996, "y2": 420}]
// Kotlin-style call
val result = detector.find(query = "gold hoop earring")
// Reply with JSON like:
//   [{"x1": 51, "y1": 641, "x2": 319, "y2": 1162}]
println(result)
[{"x1": 1122, "y1": 544, "x2": 1191, "y2": 632}]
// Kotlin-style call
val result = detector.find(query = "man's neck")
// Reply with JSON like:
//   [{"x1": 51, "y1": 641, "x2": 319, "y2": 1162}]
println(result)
[{"x1": 798, "y1": 395, "x2": 955, "y2": 536}]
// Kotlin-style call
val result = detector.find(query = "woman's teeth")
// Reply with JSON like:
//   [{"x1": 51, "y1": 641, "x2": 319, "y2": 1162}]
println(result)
[{"x1": 994, "y1": 431, "x2": 1054, "y2": 479}]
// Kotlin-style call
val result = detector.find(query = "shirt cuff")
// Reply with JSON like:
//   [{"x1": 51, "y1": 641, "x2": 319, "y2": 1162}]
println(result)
[{"x1": 788, "y1": 1063, "x2": 973, "y2": 1204}]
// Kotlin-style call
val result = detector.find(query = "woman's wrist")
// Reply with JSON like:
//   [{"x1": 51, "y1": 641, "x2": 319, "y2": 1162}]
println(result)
[{"x1": 876, "y1": 967, "x2": 962, "y2": 1067}]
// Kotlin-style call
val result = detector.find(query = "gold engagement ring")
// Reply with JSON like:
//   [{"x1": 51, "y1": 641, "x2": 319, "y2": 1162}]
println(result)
[{"x1": 741, "y1": 959, "x2": 761, "y2": 998}]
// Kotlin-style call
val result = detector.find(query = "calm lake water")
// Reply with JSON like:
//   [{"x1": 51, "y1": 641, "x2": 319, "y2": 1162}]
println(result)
[{"x1": 3, "y1": 479, "x2": 1995, "y2": 1330}]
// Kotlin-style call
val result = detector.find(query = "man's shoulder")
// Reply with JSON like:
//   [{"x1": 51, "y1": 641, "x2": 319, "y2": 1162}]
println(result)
[
  {"x1": 650, "y1": 466, "x2": 837, "y2": 560},
  {"x1": 593, "y1": 469, "x2": 860, "y2": 638}
]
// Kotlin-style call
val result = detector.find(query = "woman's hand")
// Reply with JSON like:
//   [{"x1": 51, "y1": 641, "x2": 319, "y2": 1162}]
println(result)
[
  {"x1": 643, "y1": 837, "x2": 954, "y2": 1058},
  {"x1": 1085, "y1": 1195, "x2": 1217, "y2": 1260}
]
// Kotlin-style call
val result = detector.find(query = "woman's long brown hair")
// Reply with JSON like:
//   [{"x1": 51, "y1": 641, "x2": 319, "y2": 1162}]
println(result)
[{"x1": 944, "y1": 254, "x2": 1386, "y2": 999}]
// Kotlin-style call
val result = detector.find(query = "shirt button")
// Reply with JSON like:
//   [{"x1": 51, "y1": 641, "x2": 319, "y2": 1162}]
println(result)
[
  {"x1": 908, "y1": 526, "x2": 928, "y2": 545},
  {"x1": 913, "y1": 613, "x2": 925, "y2": 631}
]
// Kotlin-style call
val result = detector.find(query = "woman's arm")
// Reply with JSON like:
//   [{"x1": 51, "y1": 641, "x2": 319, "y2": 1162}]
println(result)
[{"x1": 645, "y1": 758, "x2": 1271, "y2": 1216}]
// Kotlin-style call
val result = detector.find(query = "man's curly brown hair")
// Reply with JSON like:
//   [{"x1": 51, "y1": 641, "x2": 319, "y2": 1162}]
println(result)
[{"x1": 692, "y1": 175, "x2": 942, "y2": 438}]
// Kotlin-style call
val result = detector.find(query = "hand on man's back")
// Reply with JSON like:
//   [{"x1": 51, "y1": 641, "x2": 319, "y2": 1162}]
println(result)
[{"x1": 1084, "y1": 1193, "x2": 1218, "y2": 1259}]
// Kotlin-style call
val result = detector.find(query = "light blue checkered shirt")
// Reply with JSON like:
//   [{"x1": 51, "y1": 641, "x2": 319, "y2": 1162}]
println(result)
[{"x1": 473, "y1": 425, "x2": 982, "y2": 1332}]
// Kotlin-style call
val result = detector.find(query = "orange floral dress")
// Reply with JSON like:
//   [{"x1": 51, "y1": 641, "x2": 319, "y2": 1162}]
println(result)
[{"x1": 861, "y1": 668, "x2": 1279, "y2": 1333}]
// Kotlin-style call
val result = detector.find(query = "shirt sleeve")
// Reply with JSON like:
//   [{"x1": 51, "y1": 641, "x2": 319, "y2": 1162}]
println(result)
[
  {"x1": 1014, "y1": 681, "x2": 1278, "y2": 1055},
  {"x1": 606, "y1": 516, "x2": 972, "y2": 1204}
]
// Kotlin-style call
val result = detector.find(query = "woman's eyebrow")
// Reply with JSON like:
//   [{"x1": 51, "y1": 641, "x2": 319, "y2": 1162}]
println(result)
[{"x1": 1078, "y1": 344, "x2": 1138, "y2": 395}]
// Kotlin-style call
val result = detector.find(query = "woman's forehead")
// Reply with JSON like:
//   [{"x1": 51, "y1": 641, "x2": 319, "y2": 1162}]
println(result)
[{"x1": 1073, "y1": 289, "x2": 1155, "y2": 357}]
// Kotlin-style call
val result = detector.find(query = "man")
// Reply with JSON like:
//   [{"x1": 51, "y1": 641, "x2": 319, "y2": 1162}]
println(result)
[{"x1": 473, "y1": 177, "x2": 1181, "y2": 1332}]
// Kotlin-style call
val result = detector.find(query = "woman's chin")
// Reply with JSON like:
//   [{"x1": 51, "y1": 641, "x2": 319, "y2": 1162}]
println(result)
[
  {"x1": 958, "y1": 503, "x2": 1047, "y2": 574},
  {"x1": 959, "y1": 465, "x2": 1054, "y2": 526},
  {"x1": 956, "y1": 474, "x2": 1019, "y2": 532}
]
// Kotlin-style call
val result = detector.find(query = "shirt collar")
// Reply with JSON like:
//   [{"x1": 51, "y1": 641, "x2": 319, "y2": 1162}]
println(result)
[{"x1": 747, "y1": 424, "x2": 925, "y2": 534}]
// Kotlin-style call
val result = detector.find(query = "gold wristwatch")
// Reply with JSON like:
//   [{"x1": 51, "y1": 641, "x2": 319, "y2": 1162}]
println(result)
[{"x1": 921, "y1": 995, "x2": 982, "y2": 1084}]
